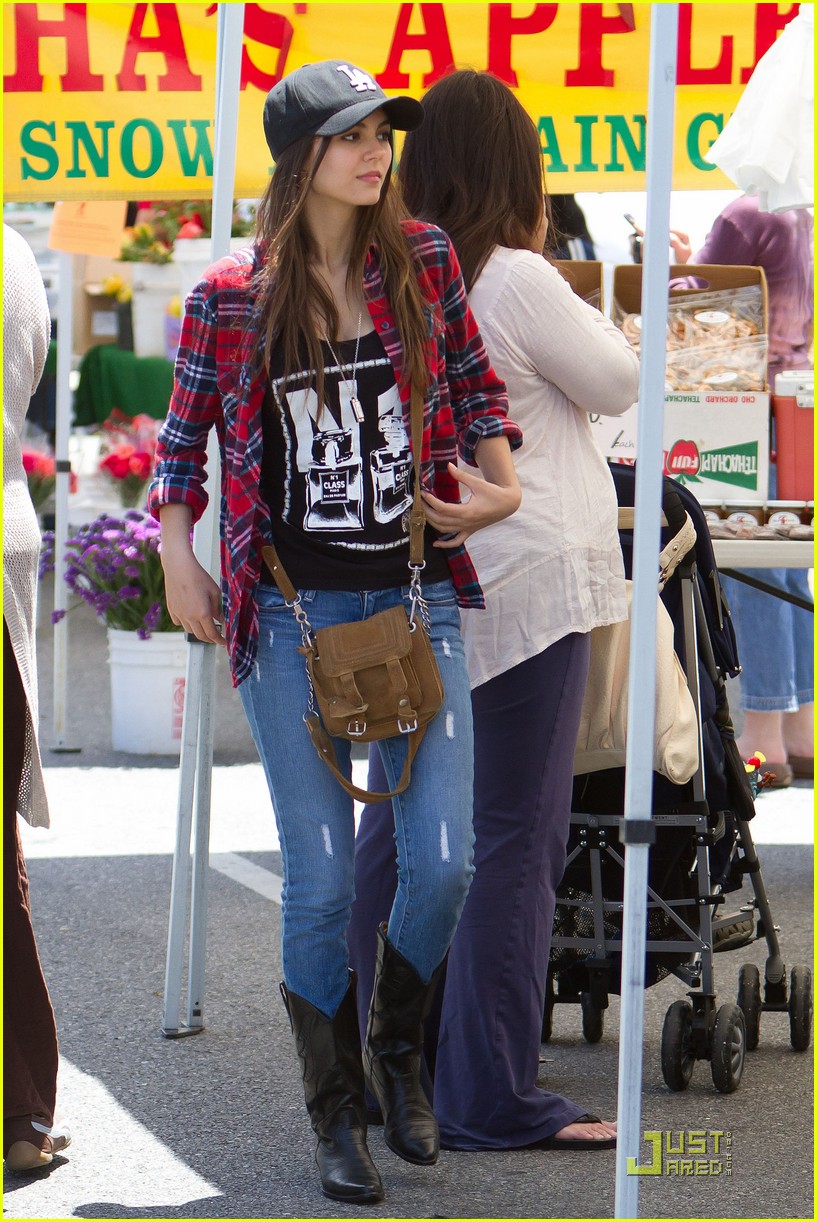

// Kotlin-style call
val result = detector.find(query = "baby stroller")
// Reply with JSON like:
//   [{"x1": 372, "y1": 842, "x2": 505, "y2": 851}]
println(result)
[{"x1": 544, "y1": 462, "x2": 813, "y2": 1093}]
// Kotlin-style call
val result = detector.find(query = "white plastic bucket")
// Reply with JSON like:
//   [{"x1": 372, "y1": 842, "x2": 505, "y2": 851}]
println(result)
[
  {"x1": 174, "y1": 237, "x2": 251, "y2": 302},
  {"x1": 107, "y1": 628, "x2": 187, "y2": 754},
  {"x1": 129, "y1": 262, "x2": 178, "y2": 358}
]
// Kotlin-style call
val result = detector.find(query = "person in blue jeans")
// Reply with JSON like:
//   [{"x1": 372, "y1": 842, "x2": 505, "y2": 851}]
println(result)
[
  {"x1": 149, "y1": 61, "x2": 521, "y2": 1205},
  {"x1": 672, "y1": 197, "x2": 814, "y2": 785}
]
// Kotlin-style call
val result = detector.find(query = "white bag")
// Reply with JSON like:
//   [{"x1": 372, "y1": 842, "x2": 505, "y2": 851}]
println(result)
[{"x1": 574, "y1": 582, "x2": 699, "y2": 784}]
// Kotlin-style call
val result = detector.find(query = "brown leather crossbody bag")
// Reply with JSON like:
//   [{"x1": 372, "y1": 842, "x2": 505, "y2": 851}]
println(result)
[{"x1": 261, "y1": 385, "x2": 443, "y2": 803}]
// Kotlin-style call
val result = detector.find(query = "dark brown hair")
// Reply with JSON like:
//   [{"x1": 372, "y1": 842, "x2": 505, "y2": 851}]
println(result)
[
  {"x1": 251, "y1": 132, "x2": 430, "y2": 400},
  {"x1": 399, "y1": 69, "x2": 549, "y2": 291}
]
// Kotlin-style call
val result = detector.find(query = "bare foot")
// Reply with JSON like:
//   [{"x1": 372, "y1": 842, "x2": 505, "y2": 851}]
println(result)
[{"x1": 554, "y1": 1119, "x2": 618, "y2": 1142}]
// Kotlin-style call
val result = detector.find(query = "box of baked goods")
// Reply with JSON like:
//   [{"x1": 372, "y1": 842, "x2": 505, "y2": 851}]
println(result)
[{"x1": 588, "y1": 264, "x2": 771, "y2": 502}]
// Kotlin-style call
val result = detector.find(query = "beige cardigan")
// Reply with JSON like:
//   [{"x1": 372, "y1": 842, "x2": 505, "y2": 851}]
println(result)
[{"x1": 3, "y1": 225, "x2": 51, "y2": 827}]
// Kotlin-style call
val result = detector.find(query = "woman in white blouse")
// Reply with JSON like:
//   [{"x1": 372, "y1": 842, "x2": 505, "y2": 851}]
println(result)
[{"x1": 348, "y1": 70, "x2": 639, "y2": 1151}]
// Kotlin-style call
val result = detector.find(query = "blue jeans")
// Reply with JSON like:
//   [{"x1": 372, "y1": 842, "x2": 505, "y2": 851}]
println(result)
[
  {"x1": 239, "y1": 579, "x2": 475, "y2": 1018},
  {"x1": 722, "y1": 569, "x2": 814, "y2": 712}
]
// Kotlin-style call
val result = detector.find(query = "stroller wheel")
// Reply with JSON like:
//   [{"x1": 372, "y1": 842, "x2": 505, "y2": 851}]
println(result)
[
  {"x1": 737, "y1": 963, "x2": 762, "y2": 1050},
  {"x1": 711, "y1": 1003, "x2": 746, "y2": 1093},
  {"x1": 661, "y1": 1000, "x2": 695, "y2": 1091},
  {"x1": 580, "y1": 993, "x2": 604, "y2": 1044},
  {"x1": 788, "y1": 965, "x2": 813, "y2": 1052}
]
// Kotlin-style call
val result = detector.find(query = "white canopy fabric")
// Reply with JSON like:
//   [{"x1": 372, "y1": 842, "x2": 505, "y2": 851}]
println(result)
[{"x1": 705, "y1": 5, "x2": 814, "y2": 211}]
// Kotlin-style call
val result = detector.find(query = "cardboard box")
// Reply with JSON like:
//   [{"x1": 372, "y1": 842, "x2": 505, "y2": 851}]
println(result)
[
  {"x1": 71, "y1": 255, "x2": 132, "y2": 356},
  {"x1": 589, "y1": 392, "x2": 771, "y2": 504},
  {"x1": 554, "y1": 260, "x2": 604, "y2": 311},
  {"x1": 590, "y1": 264, "x2": 771, "y2": 502},
  {"x1": 611, "y1": 263, "x2": 768, "y2": 345}
]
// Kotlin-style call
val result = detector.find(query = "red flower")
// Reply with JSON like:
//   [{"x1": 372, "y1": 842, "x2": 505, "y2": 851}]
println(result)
[
  {"x1": 127, "y1": 451, "x2": 153, "y2": 481},
  {"x1": 22, "y1": 448, "x2": 55, "y2": 478},
  {"x1": 100, "y1": 446, "x2": 136, "y2": 481}
]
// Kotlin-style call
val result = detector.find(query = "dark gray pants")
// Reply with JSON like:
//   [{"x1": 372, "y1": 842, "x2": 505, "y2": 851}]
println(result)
[{"x1": 348, "y1": 631, "x2": 591, "y2": 1149}]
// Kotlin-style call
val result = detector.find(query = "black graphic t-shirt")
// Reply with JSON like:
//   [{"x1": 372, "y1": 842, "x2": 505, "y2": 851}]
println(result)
[{"x1": 260, "y1": 330, "x2": 449, "y2": 590}]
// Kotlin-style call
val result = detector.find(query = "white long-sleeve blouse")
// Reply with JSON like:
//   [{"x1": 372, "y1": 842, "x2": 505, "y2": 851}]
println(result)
[{"x1": 462, "y1": 246, "x2": 640, "y2": 688}]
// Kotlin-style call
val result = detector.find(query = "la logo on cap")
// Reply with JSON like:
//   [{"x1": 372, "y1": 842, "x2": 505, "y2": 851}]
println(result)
[{"x1": 337, "y1": 64, "x2": 377, "y2": 92}]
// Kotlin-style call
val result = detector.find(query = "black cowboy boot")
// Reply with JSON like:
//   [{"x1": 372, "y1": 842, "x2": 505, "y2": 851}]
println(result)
[
  {"x1": 281, "y1": 975, "x2": 384, "y2": 1204},
  {"x1": 364, "y1": 924, "x2": 444, "y2": 1166}
]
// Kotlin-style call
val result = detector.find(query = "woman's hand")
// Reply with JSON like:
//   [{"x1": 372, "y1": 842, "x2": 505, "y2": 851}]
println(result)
[
  {"x1": 422, "y1": 447, "x2": 521, "y2": 549},
  {"x1": 158, "y1": 503, "x2": 226, "y2": 646},
  {"x1": 163, "y1": 551, "x2": 226, "y2": 645}
]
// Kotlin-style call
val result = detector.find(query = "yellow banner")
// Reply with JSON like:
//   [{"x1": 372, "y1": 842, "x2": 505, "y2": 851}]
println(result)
[{"x1": 3, "y1": 2, "x2": 802, "y2": 201}]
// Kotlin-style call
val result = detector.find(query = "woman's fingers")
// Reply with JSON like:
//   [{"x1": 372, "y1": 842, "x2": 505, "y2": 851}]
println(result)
[
  {"x1": 421, "y1": 469, "x2": 520, "y2": 545},
  {"x1": 164, "y1": 558, "x2": 226, "y2": 645}
]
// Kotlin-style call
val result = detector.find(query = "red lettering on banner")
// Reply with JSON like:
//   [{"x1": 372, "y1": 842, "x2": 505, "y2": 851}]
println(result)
[
  {"x1": 676, "y1": 5, "x2": 733, "y2": 84},
  {"x1": 742, "y1": 2, "x2": 800, "y2": 82},
  {"x1": 116, "y1": 4, "x2": 202, "y2": 92},
  {"x1": 377, "y1": 4, "x2": 455, "y2": 88},
  {"x1": 487, "y1": 4, "x2": 558, "y2": 86},
  {"x1": 564, "y1": 4, "x2": 634, "y2": 87},
  {"x1": 241, "y1": 6, "x2": 294, "y2": 91},
  {"x1": 5, "y1": 2, "x2": 103, "y2": 92}
]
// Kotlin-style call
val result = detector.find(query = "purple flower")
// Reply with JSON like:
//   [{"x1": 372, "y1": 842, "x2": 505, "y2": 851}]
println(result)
[
  {"x1": 124, "y1": 566, "x2": 141, "y2": 578},
  {"x1": 51, "y1": 609, "x2": 66, "y2": 625}
]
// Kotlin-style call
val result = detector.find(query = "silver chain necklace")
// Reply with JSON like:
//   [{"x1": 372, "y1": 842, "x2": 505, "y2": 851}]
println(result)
[{"x1": 324, "y1": 310, "x2": 364, "y2": 423}]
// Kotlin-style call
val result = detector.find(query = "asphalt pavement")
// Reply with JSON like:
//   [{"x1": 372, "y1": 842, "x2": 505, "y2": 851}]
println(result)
[{"x1": 4, "y1": 588, "x2": 814, "y2": 1220}]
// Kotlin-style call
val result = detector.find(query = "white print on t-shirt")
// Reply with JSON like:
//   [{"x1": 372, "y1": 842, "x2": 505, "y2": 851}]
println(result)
[
  {"x1": 371, "y1": 397, "x2": 411, "y2": 524},
  {"x1": 273, "y1": 359, "x2": 412, "y2": 542}
]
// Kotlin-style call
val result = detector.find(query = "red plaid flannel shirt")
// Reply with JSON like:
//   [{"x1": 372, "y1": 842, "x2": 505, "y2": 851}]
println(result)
[{"x1": 149, "y1": 221, "x2": 522, "y2": 686}]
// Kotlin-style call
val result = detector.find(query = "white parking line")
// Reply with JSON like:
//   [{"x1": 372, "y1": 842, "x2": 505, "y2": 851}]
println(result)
[{"x1": 210, "y1": 851, "x2": 283, "y2": 904}]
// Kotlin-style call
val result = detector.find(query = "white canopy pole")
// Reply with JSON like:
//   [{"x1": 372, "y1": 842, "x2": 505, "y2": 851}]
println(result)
[
  {"x1": 162, "y1": 1, "x2": 245, "y2": 1036},
  {"x1": 51, "y1": 250, "x2": 79, "y2": 751},
  {"x1": 614, "y1": 5, "x2": 679, "y2": 1217}
]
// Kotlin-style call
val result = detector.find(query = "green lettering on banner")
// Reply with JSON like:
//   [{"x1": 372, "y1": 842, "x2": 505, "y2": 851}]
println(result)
[
  {"x1": 20, "y1": 120, "x2": 59, "y2": 181},
  {"x1": 573, "y1": 115, "x2": 599, "y2": 172},
  {"x1": 687, "y1": 112, "x2": 723, "y2": 170},
  {"x1": 699, "y1": 441, "x2": 759, "y2": 490},
  {"x1": 65, "y1": 120, "x2": 114, "y2": 180},
  {"x1": 167, "y1": 119, "x2": 214, "y2": 177},
  {"x1": 537, "y1": 116, "x2": 568, "y2": 173},
  {"x1": 604, "y1": 114, "x2": 646, "y2": 172},
  {"x1": 120, "y1": 118, "x2": 163, "y2": 178}
]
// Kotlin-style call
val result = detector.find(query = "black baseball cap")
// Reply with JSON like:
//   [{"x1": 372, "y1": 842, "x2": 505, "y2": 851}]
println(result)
[{"x1": 263, "y1": 59, "x2": 424, "y2": 161}]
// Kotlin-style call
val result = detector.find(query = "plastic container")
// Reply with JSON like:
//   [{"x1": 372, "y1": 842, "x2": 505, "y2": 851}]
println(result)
[
  {"x1": 174, "y1": 237, "x2": 250, "y2": 303},
  {"x1": 130, "y1": 263, "x2": 178, "y2": 358},
  {"x1": 773, "y1": 370, "x2": 814, "y2": 499},
  {"x1": 107, "y1": 629, "x2": 187, "y2": 754}
]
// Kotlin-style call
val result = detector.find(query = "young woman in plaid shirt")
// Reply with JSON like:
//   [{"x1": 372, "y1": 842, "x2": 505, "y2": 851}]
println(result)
[{"x1": 149, "y1": 60, "x2": 521, "y2": 1205}]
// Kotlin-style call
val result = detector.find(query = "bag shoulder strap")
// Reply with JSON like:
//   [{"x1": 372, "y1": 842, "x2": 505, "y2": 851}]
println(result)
[{"x1": 304, "y1": 714, "x2": 424, "y2": 803}]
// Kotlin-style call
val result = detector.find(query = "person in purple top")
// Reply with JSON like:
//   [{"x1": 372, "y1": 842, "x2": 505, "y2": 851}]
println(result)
[{"x1": 673, "y1": 195, "x2": 813, "y2": 786}]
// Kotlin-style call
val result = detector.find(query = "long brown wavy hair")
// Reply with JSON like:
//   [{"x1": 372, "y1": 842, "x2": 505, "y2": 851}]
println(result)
[
  {"x1": 399, "y1": 70, "x2": 551, "y2": 292},
  {"x1": 251, "y1": 132, "x2": 431, "y2": 403}
]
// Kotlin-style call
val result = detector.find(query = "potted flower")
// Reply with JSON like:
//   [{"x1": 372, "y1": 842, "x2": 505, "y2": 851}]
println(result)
[
  {"x1": 98, "y1": 273, "x2": 134, "y2": 350},
  {"x1": 56, "y1": 510, "x2": 187, "y2": 754},
  {"x1": 22, "y1": 448, "x2": 78, "y2": 524},
  {"x1": 97, "y1": 410, "x2": 161, "y2": 508}
]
